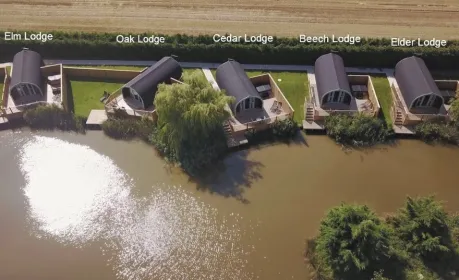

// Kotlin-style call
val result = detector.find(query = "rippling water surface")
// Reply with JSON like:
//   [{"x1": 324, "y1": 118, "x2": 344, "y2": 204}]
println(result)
[
  {"x1": 17, "y1": 135, "x2": 254, "y2": 280},
  {"x1": 3, "y1": 130, "x2": 459, "y2": 280}
]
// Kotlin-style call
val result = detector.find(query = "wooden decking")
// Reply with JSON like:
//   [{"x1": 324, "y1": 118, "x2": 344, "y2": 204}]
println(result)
[
  {"x1": 302, "y1": 120, "x2": 325, "y2": 131},
  {"x1": 392, "y1": 124, "x2": 415, "y2": 135},
  {"x1": 86, "y1": 110, "x2": 108, "y2": 129}
]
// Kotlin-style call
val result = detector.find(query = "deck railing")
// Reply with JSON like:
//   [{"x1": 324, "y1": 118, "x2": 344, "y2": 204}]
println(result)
[
  {"x1": 1, "y1": 101, "x2": 57, "y2": 116},
  {"x1": 230, "y1": 112, "x2": 292, "y2": 131}
]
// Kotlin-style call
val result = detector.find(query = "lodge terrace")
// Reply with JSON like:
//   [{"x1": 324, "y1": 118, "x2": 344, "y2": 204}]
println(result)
[
  {"x1": 303, "y1": 53, "x2": 380, "y2": 129},
  {"x1": 119, "y1": 56, "x2": 182, "y2": 110},
  {"x1": 1, "y1": 49, "x2": 63, "y2": 120},
  {"x1": 215, "y1": 59, "x2": 294, "y2": 133},
  {"x1": 391, "y1": 56, "x2": 455, "y2": 129}
]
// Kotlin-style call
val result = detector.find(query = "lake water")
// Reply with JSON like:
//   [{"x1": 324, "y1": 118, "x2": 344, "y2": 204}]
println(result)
[{"x1": 1, "y1": 130, "x2": 459, "y2": 280}]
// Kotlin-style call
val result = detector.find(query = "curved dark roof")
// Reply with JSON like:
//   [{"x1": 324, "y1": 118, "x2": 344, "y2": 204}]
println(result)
[
  {"x1": 10, "y1": 49, "x2": 44, "y2": 90},
  {"x1": 216, "y1": 60, "x2": 261, "y2": 110},
  {"x1": 123, "y1": 56, "x2": 182, "y2": 107},
  {"x1": 314, "y1": 53, "x2": 351, "y2": 103},
  {"x1": 395, "y1": 56, "x2": 442, "y2": 108}
]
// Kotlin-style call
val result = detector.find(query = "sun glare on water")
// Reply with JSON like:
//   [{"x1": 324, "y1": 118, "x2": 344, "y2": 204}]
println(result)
[{"x1": 19, "y1": 135, "x2": 254, "y2": 280}]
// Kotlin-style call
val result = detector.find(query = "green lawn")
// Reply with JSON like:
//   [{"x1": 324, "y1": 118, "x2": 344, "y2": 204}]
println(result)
[
  {"x1": 69, "y1": 80, "x2": 124, "y2": 117},
  {"x1": 68, "y1": 68, "x2": 203, "y2": 118},
  {"x1": 371, "y1": 76, "x2": 393, "y2": 127}
]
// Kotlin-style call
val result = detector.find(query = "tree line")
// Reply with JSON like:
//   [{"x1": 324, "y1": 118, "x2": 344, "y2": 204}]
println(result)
[
  {"x1": 1, "y1": 31, "x2": 459, "y2": 69},
  {"x1": 307, "y1": 196, "x2": 459, "y2": 280}
]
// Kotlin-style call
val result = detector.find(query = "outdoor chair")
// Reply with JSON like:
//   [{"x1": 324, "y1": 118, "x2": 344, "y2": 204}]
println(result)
[{"x1": 270, "y1": 101, "x2": 279, "y2": 113}]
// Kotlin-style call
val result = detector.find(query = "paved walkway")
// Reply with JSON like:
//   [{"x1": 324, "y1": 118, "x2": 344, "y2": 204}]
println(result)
[
  {"x1": 0, "y1": 62, "x2": 12, "y2": 68},
  {"x1": 202, "y1": 68, "x2": 220, "y2": 91},
  {"x1": 44, "y1": 59, "x2": 393, "y2": 74}
]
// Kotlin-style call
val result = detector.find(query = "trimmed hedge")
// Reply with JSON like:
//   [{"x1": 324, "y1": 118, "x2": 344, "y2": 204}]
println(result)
[
  {"x1": 324, "y1": 113, "x2": 392, "y2": 146},
  {"x1": 23, "y1": 104, "x2": 85, "y2": 132},
  {"x1": 101, "y1": 116, "x2": 155, "y2": 141},
  {"x1": 1, "y1": 31, "x2": 459, "y2": 69}
]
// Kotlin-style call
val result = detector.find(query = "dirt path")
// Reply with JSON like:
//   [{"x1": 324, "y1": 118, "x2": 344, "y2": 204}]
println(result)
[{"x1": 0, "y1": 0, "x2": 458, "y2": 38}]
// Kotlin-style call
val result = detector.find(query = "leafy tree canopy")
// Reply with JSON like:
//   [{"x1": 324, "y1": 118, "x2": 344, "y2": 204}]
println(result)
[
  {"x1": 315, "y1": 204, "x2": 394, "y2": 279},
  {"x1": 153, "y1": 70, "x2": 234, "y2": 174},
  {"x1": 388, "y1": 196, "x2": 452, "y2": 260}
]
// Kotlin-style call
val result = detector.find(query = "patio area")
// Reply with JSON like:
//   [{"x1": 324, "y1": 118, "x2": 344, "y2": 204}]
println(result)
[
  {"x1": 106, "y1": 95, "x2": 155, "y2": 118},
  {"x1": 4, "y1": 74, "x2": 62, "y2": 114},
  {"x1": 228, "y1": 97, "x2": 290, "y2": 131}
]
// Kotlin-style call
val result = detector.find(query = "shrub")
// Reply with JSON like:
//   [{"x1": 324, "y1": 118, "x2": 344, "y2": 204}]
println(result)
[
  {"x1": 101, "y1": 116, "x2": 155, "y2": 141},
  {"x1": 414, "y1": 121, "x2": 459, "y2": 145},
  {"x1": 23, "y1": 104, "x2": 85, "y2": 132},
  {"x1": 244, "y1": 118, "x2": 298, "y2": 144},
  {"x1": 324, "y1": 113, "x2": 391, "y2": 146},
  {"x1": 387, "y1": 196, "x2": 453, "y2": 260},
  {"x1": 315, "y1": 204, "x2": 397, "y2": 279},
  {"x1": 271, "y1": 118, "x2": 299, "y2": 139}
]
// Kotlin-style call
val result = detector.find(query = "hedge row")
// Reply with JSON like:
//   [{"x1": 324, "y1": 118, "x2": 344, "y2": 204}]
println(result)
[{"x1": 1, "y1": 31, "x2": 459, "y2": 69}]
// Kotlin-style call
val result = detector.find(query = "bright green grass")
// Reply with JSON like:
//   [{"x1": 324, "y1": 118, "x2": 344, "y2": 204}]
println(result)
[
  {"x1": 251, "y1": 71, "x2": 308, "y2": 124},
  {"x1": 70, "y1": 80, "x2": 124, "y2": 117},
  {"x1": 371, "y1": 76, "x2": 393, "y2": 127}
]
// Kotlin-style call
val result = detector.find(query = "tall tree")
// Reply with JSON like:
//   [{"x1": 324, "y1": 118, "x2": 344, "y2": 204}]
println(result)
[
  {"x1": 315, "y1": 204, "x2": 394, "y2": 279},
  {"x1": 153, "y1": 70, "x2": 234, "y2": 173},
  {"x1": 389, "y1": 196, "x2": 452, "y2": 260}
]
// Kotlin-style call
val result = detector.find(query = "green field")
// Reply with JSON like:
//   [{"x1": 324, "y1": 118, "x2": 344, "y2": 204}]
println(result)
[
  {"x1": 371, "y1": 76, "x2": 393, "y2": 127},
  {"x1": 210, "y1": 69, "x2": 308, "y2": 124},
  {"x1": 69, "y1": 80, "x2": 124, "y2": 117}
]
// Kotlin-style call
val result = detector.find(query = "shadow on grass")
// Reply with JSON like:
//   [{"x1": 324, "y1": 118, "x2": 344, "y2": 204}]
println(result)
[
  {"x1": 64, "y1": 77, "x2": 75, "y2": 113},
  {"x1": 192, "y1": 150, "x2": 265, "y2": 204}
]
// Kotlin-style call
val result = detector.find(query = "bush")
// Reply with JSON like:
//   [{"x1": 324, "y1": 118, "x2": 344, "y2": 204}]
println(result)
[
  {"x1": 272, "y1": 118, "x2": 299, "y2": 139},
  {"x1": 244, "y1": 118, "x2": 298, "y2": 144},
  {"x1": 308, "y1": 196, "x2": 459, "y2": 280},
  {"x1": 387, "y1": 196, "x2": 453, "y2": 260},
  {"x1": 101, "y1": 116, "x2": 155, "y2": 140},
  {"x1": 324, "y1": 113, "x2": 391, "y2": 146},
  {"x1": 315, "y1": 204, "x2": 398, "y2": 279},
  {"x1": 414, "y1": 121, "x2": 459, "y2": 145},
  {"x1": 23, "y1": 104, "x2": 85, "y2": 132}
]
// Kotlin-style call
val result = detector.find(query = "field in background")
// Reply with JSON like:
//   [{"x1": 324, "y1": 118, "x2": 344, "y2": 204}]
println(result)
[{"x1": 0, "y1": 0, "x2": 458, "y2": 38}]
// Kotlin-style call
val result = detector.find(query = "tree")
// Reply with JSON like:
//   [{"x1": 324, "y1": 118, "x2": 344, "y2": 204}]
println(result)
[
  {"x1": 315, "y1": 204, "x2": 395, "y2": 279},
  {"x1": 153, "y1": 70, "x2": 234, "y2": 174},
  {"x1": 388, "y1": 196, "x2": 452, "y2": 260}
]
